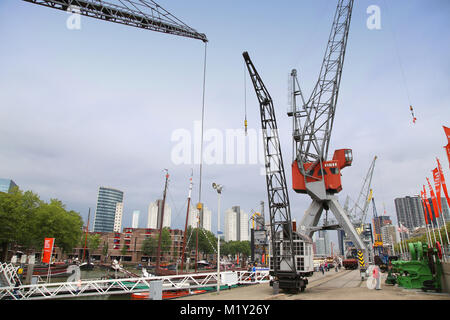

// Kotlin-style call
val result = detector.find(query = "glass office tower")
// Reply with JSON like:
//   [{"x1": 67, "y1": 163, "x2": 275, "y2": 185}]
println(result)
[{"x1": 93, "y1": 187, "x2": 124, "y2": 233}]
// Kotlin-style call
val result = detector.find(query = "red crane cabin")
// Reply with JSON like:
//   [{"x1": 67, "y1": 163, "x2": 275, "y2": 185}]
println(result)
[{"x1": 292, "y1": 149, "x2": 353, "y2": 194}]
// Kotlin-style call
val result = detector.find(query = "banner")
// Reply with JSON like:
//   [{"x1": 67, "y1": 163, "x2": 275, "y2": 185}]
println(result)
[
  {"x1": 427, "y1": 177, "x2": 440, "y2": 219},
  {"x1": 444, "y1": 126, "x2": 450, "y2": 142},
  {"x1": 446, "y1": 144, "x2": 450, "y2": 169},
  {"x1": 423, "y1": 185, "x2": 434, "y2": 222},
  {"x1": 437, "y1": 158, "x2": 450, "y2": 206},
  {"x1": 420, "y1": 190, "x2": 428, "y2": 224},
  {"x1": 432, "y1": 167, "x2": 442, "y2": 213},
  {"x1": 444, "y1": 126, "x2": 450, "y2": 168},
  {"x1": 42, "y1": 238, "x2": 55, "y2": 264}
]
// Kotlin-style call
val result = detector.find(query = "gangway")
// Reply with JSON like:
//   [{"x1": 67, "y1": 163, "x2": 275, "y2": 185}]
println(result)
[{"x1": 0, "y1": 269, "x2": 270, "y2": 300}]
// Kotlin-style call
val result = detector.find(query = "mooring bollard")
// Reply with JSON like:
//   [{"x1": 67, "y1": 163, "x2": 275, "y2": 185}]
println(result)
[{"x1": 148, "y1": 280, "x2": 162, "y2": 300}]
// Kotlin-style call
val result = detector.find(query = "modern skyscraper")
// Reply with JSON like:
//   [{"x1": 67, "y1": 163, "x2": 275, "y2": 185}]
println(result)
[
  {"x1": 0, "y1": 178, "x2": 18, "y2": 193},
  {"x1": 187, "y1": 205, "x2": 199, "y2": 229},
  {"x1": 200, "y1": 205, "x2": 212, "y2": 232},
  {"x1": 113, "y1": 202, "x2": 124, "y2": 232},
  {"x1": 314, "y1": 230, "x2": 330, "y2": 256},
  {"x1": 93, "y1": 187, "x2": 124, "y2": 233},
  {"x1": 224, "y1": 208, "x2": 237, "y2": 242},
  {"x1": 147, "y1": 200, "x2": 171, "y2": 229},
  {"x1": 132, "y1": 210, "x2": 140, "y2": 229},
  {"x1": 394, "y1": 196, "x2": 426, "y2": 230},
  {"x1": 224, "y1": 206, "x2": 248, "y2": 241}
]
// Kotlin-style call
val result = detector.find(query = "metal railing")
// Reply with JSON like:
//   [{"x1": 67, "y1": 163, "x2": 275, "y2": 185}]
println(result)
[{"x1": 0, "y1": 269, "x2": 270, "y2": 300}]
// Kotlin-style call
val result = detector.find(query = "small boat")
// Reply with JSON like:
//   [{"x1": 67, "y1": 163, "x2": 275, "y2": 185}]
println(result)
[
  {"x1": 79, "y1": 261, "x2": 95, "y2": 270},
  {"x1": 23, "y1": 263, "x2": 70, "y2": 277},
  {"x1": 130, "y1": 289, "x2": 207, "y2": 300}
]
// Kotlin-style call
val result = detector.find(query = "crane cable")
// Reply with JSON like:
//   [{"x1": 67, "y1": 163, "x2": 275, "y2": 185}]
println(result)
[
  {"x1": 198, "y1": 42, "x2": 208, "y2": 205},
  {"x1": 383, "y1": 0, "x2": 416, "y2": 123},
  {"x1": 244, "y1": 63, "x2": 248, "y2": 135}
]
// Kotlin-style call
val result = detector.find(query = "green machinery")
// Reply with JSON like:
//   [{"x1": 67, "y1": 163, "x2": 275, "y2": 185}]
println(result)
[{"x1": 385, "y1": 241, "x2": 442, "y2": 292}]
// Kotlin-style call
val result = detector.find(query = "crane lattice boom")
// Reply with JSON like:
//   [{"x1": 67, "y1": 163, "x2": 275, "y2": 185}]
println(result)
[
  {"x1": 290, "y1": 0, "x2": 353, "y2": 164},
  {"x1": 23, "y1": 0, "x2": 207, "y2": 42}
]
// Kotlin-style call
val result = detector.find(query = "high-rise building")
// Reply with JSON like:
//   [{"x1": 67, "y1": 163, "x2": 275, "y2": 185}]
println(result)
[
  {"x1": 93, "y1": 187, "x2": 124, "y2": 233},
  {"x1": 381, "y1": 224, "x2": 398, "y2": 255},
  {"x1": 314, "y1": 230, "x2": 330, "y2": 257},
  {"x1": 187, "y1": 205, "x2": 199, "y2": 229},
  {"x1": 224, "y1": 208, "x2": 237, "y2": 242},
  {"x1": 0, "y1": 178, "x2": 18, "y2": 193},
  {"x1": 194, "y1": 203, "x2": 212, "y2": 232},
  {"x1": 394, "y1": 196, "x2": 426, "y2": 230},
  {"x1": 240, "y1": 210, "x2": 249, "y2": 241},
  {"x1": 147, "y1": 200, "x2": 171, "y2": 229},
  {"x1": 224, "y1": 206, "x2": 248, "y2": 241},
  {"x1": 113, "y1": 202, "x2": 124, "y2": 232},
  {"x1": 132, "y1": 210, "x2": 140, "y2": 229},
  {"x1": 372, "y1": 216, "x2": 392, "y2": 236}
]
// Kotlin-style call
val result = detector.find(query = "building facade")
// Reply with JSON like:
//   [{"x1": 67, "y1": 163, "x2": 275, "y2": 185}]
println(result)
[
  {"x1": 224, "y1": 206, "x2": 249, "y2": 242},
  {"x1": 394, "y1": 196, "x2": 426, "y2": 230},
  {"x1": 70, "y1": 227, "x2": 185, "y2": 265},
  {"x1": 314, "y1": 230, "x2": 330, "y2": 257},
  {"x1": 113, "y1": 202, "x2": 124, "y2": 232},
  {"x1": 147, "y1": 200, "x2": 171, "y2": 229},
  {"x1": 0, "y1": 178, "x2": 18, "y2": 193},
  {"x1": 93, "y1": 187, "x2": 124, "y2": 233},
  {"x1": 132, "y1": 210, "x2": 140, "y2": 229}
]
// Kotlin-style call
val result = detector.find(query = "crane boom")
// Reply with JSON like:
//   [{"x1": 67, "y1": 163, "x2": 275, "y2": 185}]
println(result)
[
  {"x1": 290, "y1": 0, "x2": 353, "y2": 165},
  {"x1": 242, "y1": 51, "x2": 297, "y2": 278},
  {"x1": 22, "y1": 0, "x2": 207, "y2": 42}
]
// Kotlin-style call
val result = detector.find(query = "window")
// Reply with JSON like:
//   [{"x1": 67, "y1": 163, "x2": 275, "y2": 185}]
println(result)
[{"x1": 330, "y1": 167, "x2": 339, "y2": 175}]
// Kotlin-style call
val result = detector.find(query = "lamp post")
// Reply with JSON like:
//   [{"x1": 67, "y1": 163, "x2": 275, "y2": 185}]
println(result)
[{"x1": 212, "y1": 182, "x2": 223, "y2": 294}]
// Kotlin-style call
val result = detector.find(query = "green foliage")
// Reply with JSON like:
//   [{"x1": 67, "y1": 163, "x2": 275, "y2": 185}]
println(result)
[
  {"x1": 222, "y1": 240, "x2": 251, "y2": 257},
  {"x1": 184, "y1": 226, "x2": 217, "y2": 255},
  {"x1": 0, "y1": 187, "x2": 83, "y2": 258},
  {"x1": 141, "y1": 228, "x2": 173, "y2": 257}
]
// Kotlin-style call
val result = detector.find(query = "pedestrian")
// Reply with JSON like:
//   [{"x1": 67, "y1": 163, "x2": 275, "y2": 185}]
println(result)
[
  {"x1": 373, "y1": 265, "x2": 381, "y2": 290},
  {"x1": 325, "y1": 262, "x2": 328, "y2": 271},
  {"x1": 320, "y1": 264, "x2": 324, "y2": 275},
  {"x1": 335, "y1": 264, "x2": 338, "y2": 272}
]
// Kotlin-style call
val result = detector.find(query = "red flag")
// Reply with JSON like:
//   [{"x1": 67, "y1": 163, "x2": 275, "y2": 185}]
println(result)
[
  {"x1": 444, "y1": 126, "x2": 450, "y2": 168},
  {"x1": 42, "y1": 238, "x2": 55, "y2": 264},
  {"x1": 444, "y1": 126, "x2": 450, "y2": 142},
  {"x1": 424, "y1": 185, "x2": 434, "y2": 221},
  {"x1": 420, "y1": 190, "x2": 428, "y2": 224},
  {"x1": 432, "y1": 168, "x2": 442, "y2": 213},
  {"x1": 446, "y1": 144, "x2": 450, "y2": 169},
  {"x1": 437, "y1": 158, "x2": 450, "y2": 207},
  {"x1": 427, "y1": 177, "x2": 440, "y2": 218}
]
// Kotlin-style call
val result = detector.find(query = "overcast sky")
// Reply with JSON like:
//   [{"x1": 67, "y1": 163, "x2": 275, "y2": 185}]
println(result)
[{"x1": 0, "y1": 0, "x2": 449, "y2": 244}]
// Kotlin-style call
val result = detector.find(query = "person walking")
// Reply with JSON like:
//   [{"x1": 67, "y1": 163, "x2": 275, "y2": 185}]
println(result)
[{"x1": 373, "y1": 265, "x2": 381, "y2": 290}]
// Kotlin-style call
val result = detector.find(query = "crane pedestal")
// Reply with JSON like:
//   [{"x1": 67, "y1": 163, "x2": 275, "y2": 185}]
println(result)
[{"x1": 299, "y1": 186, "x2": 370, "y2": 274}]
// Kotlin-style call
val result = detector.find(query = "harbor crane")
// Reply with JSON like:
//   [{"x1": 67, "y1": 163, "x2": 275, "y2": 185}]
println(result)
[
  {"x1": 243, "y1": 51, "x2": 314, "y2": 293},
  {"x1": 22, "y1": 0, "x2": 207, "y2": 42},
  {"x1": 287, "y1": 0, "x2": 370, "y2": 273}
]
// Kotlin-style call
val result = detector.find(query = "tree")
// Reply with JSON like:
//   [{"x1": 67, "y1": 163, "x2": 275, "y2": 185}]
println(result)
[{"x1": 0, "y1": 187, "x2": 83, "y2": 261}]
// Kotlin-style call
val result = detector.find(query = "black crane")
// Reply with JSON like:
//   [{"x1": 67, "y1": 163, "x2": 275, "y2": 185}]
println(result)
[{"x1": 243, "y1": 51, "x2": 310, "y2": 292}]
